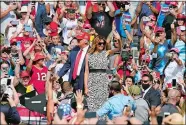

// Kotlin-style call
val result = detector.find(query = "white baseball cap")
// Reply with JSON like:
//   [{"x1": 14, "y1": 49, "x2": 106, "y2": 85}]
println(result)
[{"x1": 20, "y1": 6, "x2": 28, "y2": 13}]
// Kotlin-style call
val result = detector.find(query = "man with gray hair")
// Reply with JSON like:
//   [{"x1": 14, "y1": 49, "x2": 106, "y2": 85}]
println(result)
[{"x1": 158, "y1": 89, "x2": 180, "y2": 117}]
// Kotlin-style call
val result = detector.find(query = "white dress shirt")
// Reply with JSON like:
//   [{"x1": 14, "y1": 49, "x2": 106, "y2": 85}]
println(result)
[
  {"x1": 77, "y1": 45, "x2": 89, "y2": 76},
  {"x1": 62, "y1": 18, "x2": 78, "y2": 45}
]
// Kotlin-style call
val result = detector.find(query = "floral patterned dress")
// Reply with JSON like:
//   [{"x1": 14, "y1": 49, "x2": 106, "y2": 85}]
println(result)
[{"x1": 87, "y1": 51, "x2": 109, "y2": 112}]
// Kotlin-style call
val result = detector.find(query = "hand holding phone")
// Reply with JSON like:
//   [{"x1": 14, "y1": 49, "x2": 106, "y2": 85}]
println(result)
[
  {"x1": 11, "y1": 21, "x2": 19, "y2": 26},
  {"x1": 172, "y1": 79, "x2": 177, "y2": 89},
  {"x1": 164, "y1": 112, "x2": 170, "y2": 118}
]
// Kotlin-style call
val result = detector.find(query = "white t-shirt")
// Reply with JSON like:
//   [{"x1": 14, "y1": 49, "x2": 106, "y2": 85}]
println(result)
[
  {"x1": 164, "y1": 60, "x2": 185, "y2": 85},
  {"x1": 0, "y1": 2, "x2": 16, "y2": 35},
  {"x1": 16, "y1": 19, "x2": 33, "y2": 37},
  {"x1": 61, "y1": 18, "x2": 78, "y2": 45}
]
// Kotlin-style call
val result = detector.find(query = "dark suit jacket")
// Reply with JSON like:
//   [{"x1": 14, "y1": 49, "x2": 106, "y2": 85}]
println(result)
[
  {"x1": 144, "y1": 87, "x2": 161, "y2": 107},
  {"x1": 58, "y1": 46, "x2": 87, "y2": 90}
]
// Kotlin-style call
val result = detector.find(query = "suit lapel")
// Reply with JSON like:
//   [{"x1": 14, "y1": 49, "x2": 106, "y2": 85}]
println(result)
[{"x1": 144, "y1": 88, "x2": 152, "y2": 99}]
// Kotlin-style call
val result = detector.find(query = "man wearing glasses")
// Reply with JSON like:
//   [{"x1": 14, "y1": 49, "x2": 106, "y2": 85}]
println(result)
[{"x1": 141, "y1": 74, "x2": 161, "y2": 108}]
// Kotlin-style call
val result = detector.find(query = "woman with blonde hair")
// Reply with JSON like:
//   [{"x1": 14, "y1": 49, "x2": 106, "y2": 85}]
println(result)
[{"x1": 84, "y1": 35, "x2": 111, "y2": 112}]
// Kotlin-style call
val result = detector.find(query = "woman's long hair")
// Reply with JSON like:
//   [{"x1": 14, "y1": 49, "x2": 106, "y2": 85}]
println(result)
[{"x1": 88, "y1": 35, "x2": 107, "y2": 54}]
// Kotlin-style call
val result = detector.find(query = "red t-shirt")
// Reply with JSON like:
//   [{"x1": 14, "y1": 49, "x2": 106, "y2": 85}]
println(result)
[
  {"x1": 30, "y1": 65, "x2": 48, "y2": 94},
  {"x1": 14, "y1": 37, "x2": 35, "y2": 52}
]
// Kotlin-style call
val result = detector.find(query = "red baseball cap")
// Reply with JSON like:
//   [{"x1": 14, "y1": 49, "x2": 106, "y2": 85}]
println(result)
[
  {"x1": 149, "y1": 15, "x2": 156, "y2": 21},
  {"x1": 169, "y1": 1, "x2": 178, "y2": 7},
  {"x1": 155, "y1": 27, "x2": 165, "y2": 33},
  {"x1": 49, "y1": 21, "x2": 61, "y2": 36},
  {"x1": 170, "y1": 48, "x2": 179, "y2": 53},
  {"x1": 76, "y1": 32, "x2": 90, "y2": 41},
  {"x1": 83, "y1": 23, "x2": 91, "y2": 29},
  {"x1": 177, "y1": 13, "x2": 185, "y2": 20},
  {"x1": 10, "y1": 38, "x2": 17, "y2": 45},
  {"x1": 33, "y1": 52, "x2": 45, "y2": 62},
  {"x1": 20, "y1": 70, "x2": 30, "y2": 78}
]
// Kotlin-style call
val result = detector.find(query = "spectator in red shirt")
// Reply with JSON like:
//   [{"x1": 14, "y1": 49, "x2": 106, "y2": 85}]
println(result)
[{"x1": 26, "y1": 52, "x2": 48, "y2": 94}]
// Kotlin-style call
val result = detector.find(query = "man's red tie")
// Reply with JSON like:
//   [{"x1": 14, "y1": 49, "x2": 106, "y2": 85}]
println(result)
[{"x1": 72, "y1": 49, "x2": 83, "y2": 80}]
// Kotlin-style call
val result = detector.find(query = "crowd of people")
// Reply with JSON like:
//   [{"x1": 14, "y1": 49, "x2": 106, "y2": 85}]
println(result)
[{"x1": 0, "y1": 1, "x2": 185, "y2": 125}]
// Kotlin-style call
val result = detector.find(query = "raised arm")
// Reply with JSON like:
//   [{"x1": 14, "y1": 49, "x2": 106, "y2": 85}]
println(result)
[
  {"x1": 86, "y1": 4, "x2": 93, "y2": 19},
  {"x1": 13, "y1": 59, "x2": 21, "y2": 87},
  {"x1": 106, "y1": 31, "x2": 112, "y2": 50},
  {"x1": 17, "y1": 47, "x2": 25, "y2": 65},
  {"x1": 0, "y1": 3, "x2": 17, "y2": 19},
  {"x1": 23, "y1": 4, "x2": 31, "y2": 25},
  {"x1": 23, "y1": 39, "x2": 36, "y2": 57},
  {"x1": 46, "y1": 69, "x2": 54, "y2": 124},
  {"x1": 135, "y1": 2, "x2": 143, "y2": 16},
  {"x1": 146, "y1": 2, "x2": 160, "y2": 15},
  {"x1": 84, "y1": 54, "x2": 89, "y2": 96},
  {"x1": 123, "y1": 23, "x2": 133, "y2": 43},
  {"x1": 26, "y1": 52, "x2": 34, "y2": 72},
  {"x1": 107, "y1": 1, "x2": 115, "y2": 17},
  {"x1": 177, "y1": 2, "x2": 185, "y2": 14},
  {"x1": 170, "y1": 23, "x2": 177, "y2": 45}
]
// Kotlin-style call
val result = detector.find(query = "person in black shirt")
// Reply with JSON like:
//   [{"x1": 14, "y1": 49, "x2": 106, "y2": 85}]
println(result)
[
  {"x1": 87, "y1": 1, "x2": 115, "y2": 38},
  {"x1": 15, "y1": 60, "x2": 34, "y2": 96},
  {"x1": 162, "y1": 2, "x2": 178, "y2": 39}
]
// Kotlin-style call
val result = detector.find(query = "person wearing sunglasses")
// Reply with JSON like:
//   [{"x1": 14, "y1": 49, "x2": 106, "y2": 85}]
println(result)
[
  {"x1": 86, "y1": 1, "x2": 115, "y2": 38},
  {"x1": 84, "y1": 35, "x2": 111, "y2": 112},
  {"x1": 141, "y1": 74, "x2": 161, "y2": 108}
]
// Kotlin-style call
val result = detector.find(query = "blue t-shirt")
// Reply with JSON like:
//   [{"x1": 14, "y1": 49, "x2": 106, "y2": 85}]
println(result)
[
  {"x1": 115, "y1": 11, "x2": 131, "y2": 38},
  {"x1": 157, "y1": 3, "x2": 169, "y2": 27},
  {"x1": 137, "y1": 2, "x2": 157, "y2": 37},
  {"x1": 174, "y1": 39, "x2": 186, "y2": 64},
  {"x1": 149, "y1": 39, "x2": 172, "y2": 75}
]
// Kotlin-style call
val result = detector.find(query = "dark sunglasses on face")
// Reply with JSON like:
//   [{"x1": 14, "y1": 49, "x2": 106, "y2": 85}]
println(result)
[
  {"x1": 98, "y1": 42, "x2": 105, "y2": 46},
  {"x1": 113, "y1": 39, "x2": 118, "y2": 43},
  {"x1": 169, "y1": 5, "x2": 177, "y2": 9},
  {"x1": 98, "y1": 3, "x2": 105, "y2": 6},
  {"x1": 142, "y1": 80, "x2": 149, "y2": 83}
]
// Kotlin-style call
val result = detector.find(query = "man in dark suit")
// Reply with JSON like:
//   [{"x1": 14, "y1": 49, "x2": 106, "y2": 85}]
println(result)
[
  {"x1": 141, "y1": 74, "x2": 161, "y2": 108},
  {"x1": 58, "y1": 32, "x2": 90, "y2": 92}
]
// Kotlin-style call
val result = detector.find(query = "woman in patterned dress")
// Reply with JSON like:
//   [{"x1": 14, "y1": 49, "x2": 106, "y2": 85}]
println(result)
[{"x1": 84, "y1": 35, "x2": 111, "y2": 112}]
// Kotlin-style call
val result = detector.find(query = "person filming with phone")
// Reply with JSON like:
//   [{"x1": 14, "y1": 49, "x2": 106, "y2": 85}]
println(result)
[
  {"x1": 163, "y1": 48, "x2": 185, "y2": 89},
  {"x1": 0, "y1": 62, "x2": 20, "y2": 124}
]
